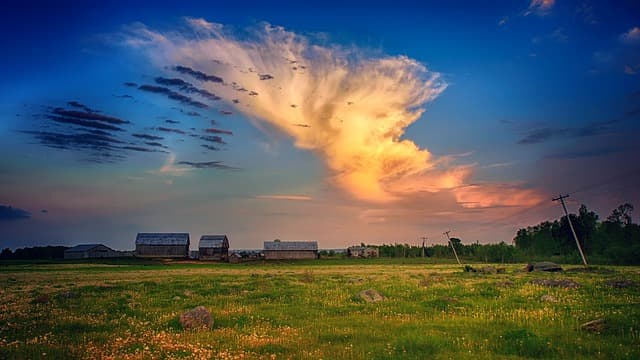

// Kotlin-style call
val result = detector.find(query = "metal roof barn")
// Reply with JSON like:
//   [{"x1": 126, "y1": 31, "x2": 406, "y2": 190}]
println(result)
[
  {"x1": 135, "y1": 233, "x2": 190, "y2": 258},
  {"x1": 64, "y1": 244, "x2": 120, "y2": 259},
  {"x1": 199, "y1": 235, "x2": 229, "y2": 261},
  {"x1": 263, "y1": 240, "x2": 318, "y2": 260}
]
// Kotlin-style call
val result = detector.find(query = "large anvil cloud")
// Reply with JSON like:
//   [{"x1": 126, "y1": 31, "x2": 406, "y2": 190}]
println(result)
[{"x1": 124, "y1": 19, "x2": 541, "y2": 206}]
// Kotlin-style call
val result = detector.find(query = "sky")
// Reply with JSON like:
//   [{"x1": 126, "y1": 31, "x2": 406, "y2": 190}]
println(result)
[{"x1": 1, "y1": 0, "x2": 639, "y2": 250}]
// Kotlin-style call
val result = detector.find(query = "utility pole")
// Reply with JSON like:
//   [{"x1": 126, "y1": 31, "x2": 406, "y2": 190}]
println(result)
[
  {"x1": 443, "y1": 231, "x2": 461, "y2": 265},
  {"x1": 420, "y1": 236, "x2": 428, "y2": 258},
  {"x1": 552, "y1": 194, "x2": 588, "y2": 267}
]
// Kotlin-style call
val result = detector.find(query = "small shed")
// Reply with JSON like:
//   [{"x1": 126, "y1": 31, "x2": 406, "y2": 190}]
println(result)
[
  {"x1": 263, "y1": 240, "x2": 318, "y2": 260},
  {"x1": 347, "y1": 246, "x2": 379, "y2": 258},
  {"x1": 135, "y1": 233, "x2": 190, "y2": 258},
  {"x1": 64, "y1": 244, "x2": 119, "y2": 259},
  {"x1": 199, "y1": 235, "x2": 229, "y2": 261}
]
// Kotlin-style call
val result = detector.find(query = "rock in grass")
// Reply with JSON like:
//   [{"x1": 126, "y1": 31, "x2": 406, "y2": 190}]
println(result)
[
  {"x1": 32, "y1": 294, "x2": 50, "y2": 304},
  {"x1": 179, "y1": 306, "x2": 213, "y2": 330},
  {"x1": 581, "y1": 318, "x2": 606, "y2": 333},
  {"x1": 606, "y1": 279, "x2": 635, "y2": 288},
  {"x1": 359, "y1": 289, "x2": 385, "y2": 303},
  {"x1": 540, "y1": 294, "x2": 557, "y2": 302},
  {"x1": 527, "y1": 262, "x2": 562, "y2": 272}
]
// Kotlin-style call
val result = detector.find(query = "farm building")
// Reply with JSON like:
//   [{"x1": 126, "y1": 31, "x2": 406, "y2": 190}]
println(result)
[
  {"x1": 64, "y1": 244, "x2": 120, "y2": 259},
  {"x1": 347, "y1": 246, "x2": 379, "y2": 258},
  {"x1": 135, "y1": 233, "x2": 190, "y2": 258},
  {"x1": 199, "y1": 235, "x2": 229, "y2": 261},
  {"x1": 263, "y1": 240, "x2": 318, "y2": 260}
]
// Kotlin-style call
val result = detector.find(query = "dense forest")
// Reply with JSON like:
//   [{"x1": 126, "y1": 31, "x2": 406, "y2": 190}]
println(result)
[{"x1": 372, "y1": 203, "x2": 639, "y2": 265}]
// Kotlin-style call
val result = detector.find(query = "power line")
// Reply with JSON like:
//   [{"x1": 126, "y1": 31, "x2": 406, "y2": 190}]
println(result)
[
  {"x1": 552, "y1": 194, "x2": 588, "y2": 267},
  {"x1": 443, "y1": 230, "x2": 461, "y2": 265}
]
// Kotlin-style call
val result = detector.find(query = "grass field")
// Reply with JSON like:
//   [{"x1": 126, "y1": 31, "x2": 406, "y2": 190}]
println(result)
[{"x1": 1, "y1": 259, "x2": 639, "y2": 359}]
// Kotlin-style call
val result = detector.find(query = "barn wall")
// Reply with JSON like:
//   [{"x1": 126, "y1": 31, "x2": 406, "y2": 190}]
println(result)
[
  {"x1": 136, "y1": 245, "x2": 188, "y2": 258},
  {"x1": 87, "y1": 249, "x2": 120, "y2": 258},
  {"x1": 64, "y1": 252, "x2": 87, "y2": 260},
  {"x1": 263, "y1": 250, "x2": 317, "y2": 260},
  {"x1": 199, "y1": 248, "x2": 229, "y2": 261}
]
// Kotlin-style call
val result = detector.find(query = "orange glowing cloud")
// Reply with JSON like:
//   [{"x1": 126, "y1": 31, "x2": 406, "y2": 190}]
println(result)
[{"x1": 126, "y1": 19, "x2": 543, "y2": 208}]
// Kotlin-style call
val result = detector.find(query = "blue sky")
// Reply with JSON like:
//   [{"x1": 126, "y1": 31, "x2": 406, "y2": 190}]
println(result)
[{"x1": 1, "y1": 0, "x2": 639, "y2": 250}]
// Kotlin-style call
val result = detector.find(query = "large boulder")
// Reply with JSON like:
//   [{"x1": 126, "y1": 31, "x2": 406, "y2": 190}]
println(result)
[
  {"x1": 359, "y1": 289, "x2": 385, "y2": 303},
  {"x1": 526, "y1": 262, "x2": 563, "y2": 272},
  {"x1": 179, "y1": 306, "x2": 213, "y2": 330}
]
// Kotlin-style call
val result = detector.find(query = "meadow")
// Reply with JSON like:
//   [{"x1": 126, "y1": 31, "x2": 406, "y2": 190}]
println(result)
[{"x1": 0, "y1": 258, "x2": 638, "y2": 359}]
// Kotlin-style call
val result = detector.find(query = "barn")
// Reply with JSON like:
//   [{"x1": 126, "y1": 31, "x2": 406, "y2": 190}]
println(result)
[
  {"x1": 263, "y1": 240, "x2": 318, "y2": 260},
  {"x1": 135, "y1": 233, "x2": 190, "y2": 258},
  {"x1": 199, "y1": 235, "x2": 229, "y2": 261},
  {"x1": 347, "y1": 246, "x2": 379, "y2": 258},
  {"x1": 64, "y1": 244, "x2": 120, "y2": 259}
]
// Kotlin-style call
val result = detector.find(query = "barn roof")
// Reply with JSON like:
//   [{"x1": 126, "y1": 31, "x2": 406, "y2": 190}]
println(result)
[
  {"x1": 264, "y1": 240, "x2": 318, "y2": 251},
  {"x1": 136, "y1": 233, "x2": 190, "y2": 246},
  {"x1": 65, "y1": 244, "x2": 111, "y2": 253},
  {"x1": 199, "y1": 235, "x2": 228, "y2": 248}
]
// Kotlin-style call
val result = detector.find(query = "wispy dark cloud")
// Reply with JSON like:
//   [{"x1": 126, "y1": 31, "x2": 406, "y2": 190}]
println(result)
[
  {"x1": 23, "y1": 102, "x2": 167, "y2": 162},
  {"x1": 518, "y1": 120, "x2": 616, "y2": 144},
  {"x1": 145, "y1": 141, "x2": 167, "y2": 148},
  {"x1": 133, "y1": 133, "x2": 164, "y2": 141},
  {"x1": 177, "y1": 160, "x2": 237, "y2": 169},
  {"x1": 201, "y1": 144, "x2": 220, "y2": 151},
  {"x1": 52, "y1": 108, "x2": 130, "y2": 125},
  {"x1": 205, "y1": 128, "x2": 233, "y2": 135},
  {"x1": 157, "y1": 126, "x2": 186, "y2": 135},
  {"x1": 138, "y1": 85, "x2": 209, "y2": 108},
  {"x1": 124, "y1": 82, "x2": 138, "y2": 87},
  {"x1": 165, "y1": 119, "x2": 180, "y2": 124},
  {"x1": 121, "y1": 145, "x2": 165, "y2": 153},
  {"x1": 0, "y1": 205, "x2": 31, "y2": 221},
  {"x1": 173, "y1": 65, "x2": 224, "y2": 83},
  {"x1": 200, "y1": 135, "x2": 226, "y2": 144},
  {"x1": 67, "y1": 101, "x2": 97, "y2": 113},
  {"x1": 46, "y1": 115, "x2": 125, "y2": 132},
  {"x1": 155, "y1": 77, "x2": 221, "y2": 101}
]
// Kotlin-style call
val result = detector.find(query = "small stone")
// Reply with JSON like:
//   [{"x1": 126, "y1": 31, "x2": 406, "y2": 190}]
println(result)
[
  {"x1": 173, "y1": 296, "x2": 181, "y2": 301},
  {"x1": 32, "y1": 294, "x2": 50, "y2": 304},
  {"x1": 540, "y1": 294, "x2": 557, "y2": 302},
  {"x1": 581, "y1": 318, "x2": 606, "y2": 333},
  {"x1": 359, "y1": 289, "x2": 385, "y2": 302},
  {"x1": 179, "y1": 306, "x2": 213, "y2": 330},
  {"x1": 479, "y1": 266, "x2": 497, "y2": 274},
  {"x1": 59, "y1": 291, "x2": 79, "y2": 299},
  {"x1": 606, "y1": 280, "x2": 635, "y2": 288}
]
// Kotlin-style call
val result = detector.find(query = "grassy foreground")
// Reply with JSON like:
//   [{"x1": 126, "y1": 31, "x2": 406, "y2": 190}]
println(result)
[{"x1": 1, "y1": 259, "x2": 639, "y2": 359}]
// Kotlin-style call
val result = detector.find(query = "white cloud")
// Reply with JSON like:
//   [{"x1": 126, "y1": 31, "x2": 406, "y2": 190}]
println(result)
[
  {"x1": 620, "y1": 27, "x2": 640, "y2": 45},
  {"x1": 525, "y1": 0, "x2": 555, "y2": 16}
]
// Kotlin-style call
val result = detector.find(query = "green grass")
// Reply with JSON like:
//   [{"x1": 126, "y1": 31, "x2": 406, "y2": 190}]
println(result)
[{"x1": 1, "y1": 260, "x2": 639, "y2": 359}]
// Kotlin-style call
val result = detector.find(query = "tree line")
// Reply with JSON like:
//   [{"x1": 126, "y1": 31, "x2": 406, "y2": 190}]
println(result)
[{"x1": 369, "y1": 203, "x2": 639, "y2": 265}]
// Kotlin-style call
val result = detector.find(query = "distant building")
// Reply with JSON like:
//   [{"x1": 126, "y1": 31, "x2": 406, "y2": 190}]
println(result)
[
  {"x1": 199, "y1": 235, "x2": 229, "y2": 261},
  {"x1": 263, "y1": 240, "x2": 318, "y2": 260},
  {"x1": 64, "y1": 244, "x2": 120, "y2": 259},
  {"x1": 135, "y1": 233, "x2": 190, "y2": 258},
  {"x1": 347, "y1": 246, "x2": 379, "y2": 258}
]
